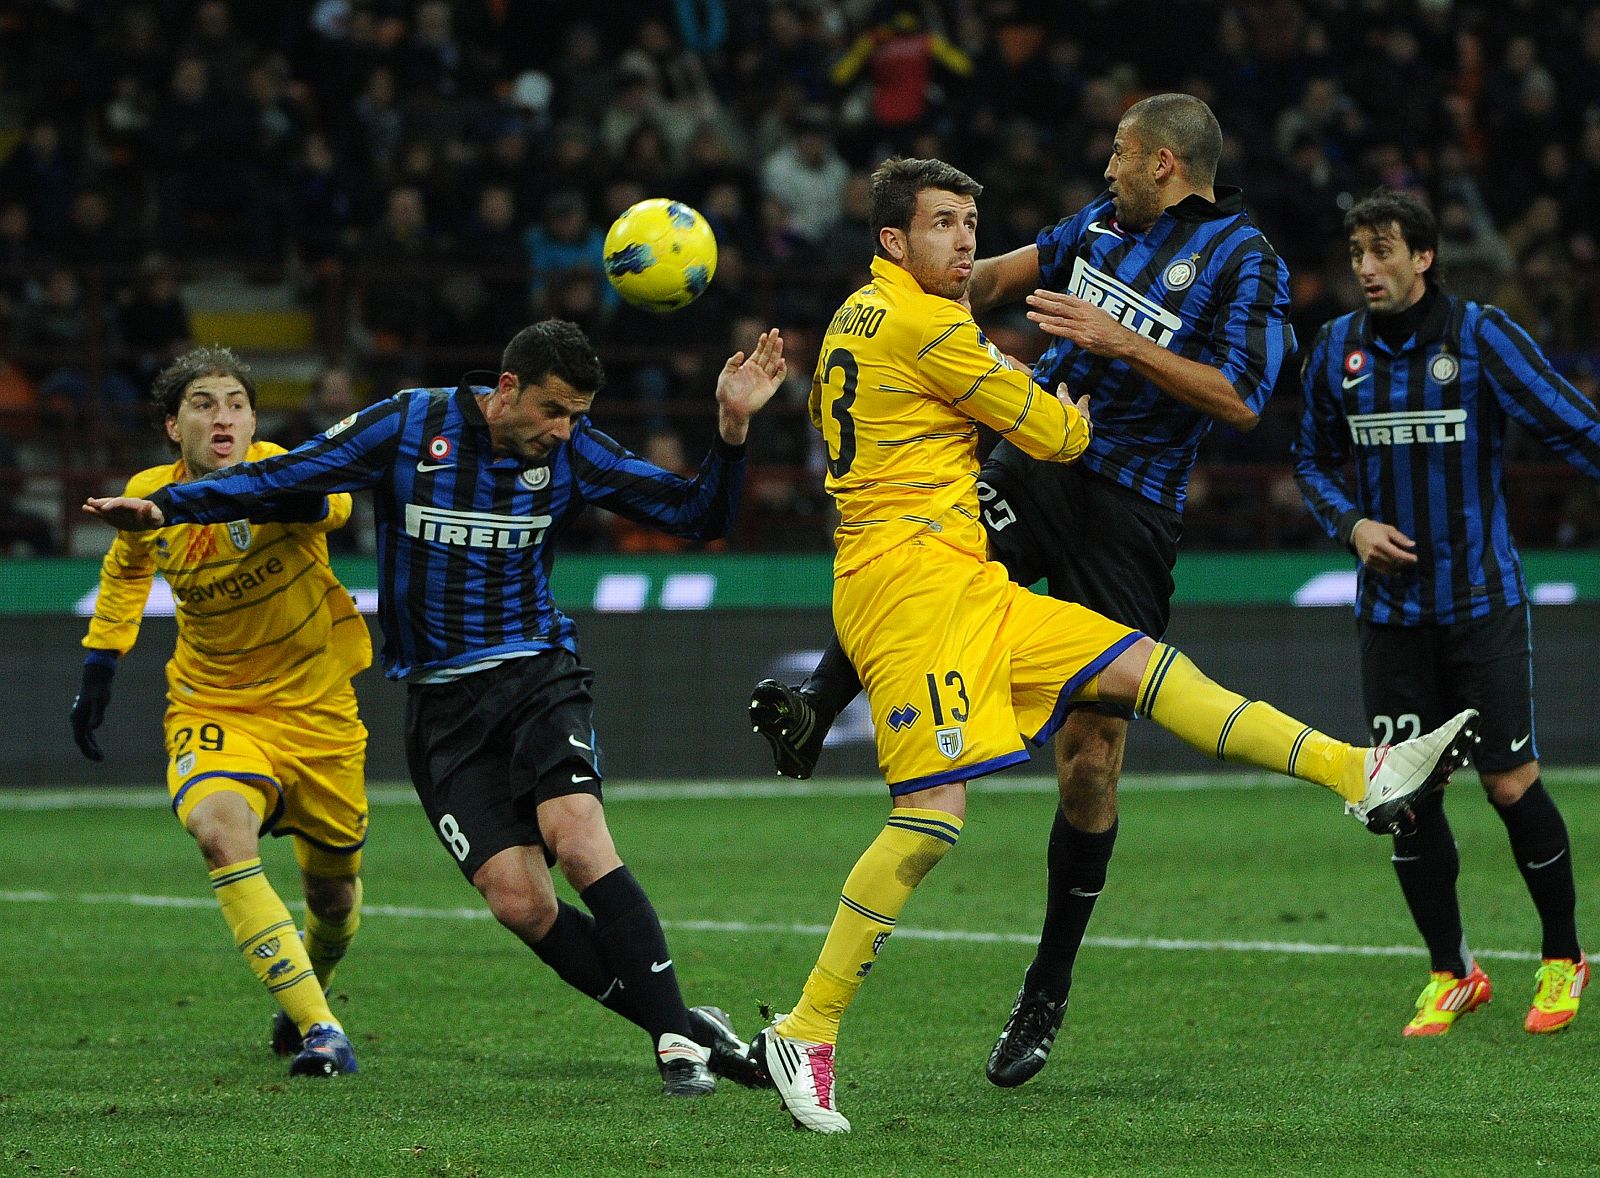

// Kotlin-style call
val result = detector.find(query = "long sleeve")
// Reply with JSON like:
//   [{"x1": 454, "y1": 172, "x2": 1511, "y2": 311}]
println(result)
[
  {"x1": 82, "y1": 527, "x2": 156, "y2": 656},
  {"x1": 571, "y1": 426, "x2": 745, "y2": 541},
  {"x1": 150, "y1": 398, "x2": 404, "y2": 523},
  {"x1": 1209, "y1": 240, "x2": 1296, "y2": 414},
  {"x1": 1292, "y1": 326, "x2": 1364, "y2": 547},
  {"x1": 915, "y1": 304, "x2": 1090, "y2": 463},
  {"x1": 1478, "y1": 307, "x2": 1600, "y2": 480}
]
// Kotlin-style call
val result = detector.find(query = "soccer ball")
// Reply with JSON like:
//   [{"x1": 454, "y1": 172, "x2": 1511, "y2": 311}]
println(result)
[{"x1": 602, "y1": 199, "x2": 718, "y2": 312}]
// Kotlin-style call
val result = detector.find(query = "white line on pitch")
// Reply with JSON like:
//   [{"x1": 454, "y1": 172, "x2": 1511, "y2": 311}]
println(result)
[
  {"x1": 0, "y1": 888, "x2": 1541, "y2": 963},
  {"x1": 14, "y1": 766, "x2": 1598, "y2": 810}
]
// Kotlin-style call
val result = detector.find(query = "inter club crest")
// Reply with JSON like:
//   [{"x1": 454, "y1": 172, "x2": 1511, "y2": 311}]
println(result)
[
  {"x1": 1428, "y1": 352, "x2": 1459, "y2": 385},
  {"x1": 1163, "y1": 257, "x2": 1198, "y2": 291},
  {"x1": 519, "y1": 466, "x2": 551, "y2": 490}
]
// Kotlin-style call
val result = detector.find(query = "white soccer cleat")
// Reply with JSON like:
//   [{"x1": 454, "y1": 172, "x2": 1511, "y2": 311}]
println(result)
[
  {"x1": 1347, "y1": 708, "x2": 1478, "y2": 833},
  {"x1": 754, "y1": 1025, "x2": 851, "y2": 1133}
]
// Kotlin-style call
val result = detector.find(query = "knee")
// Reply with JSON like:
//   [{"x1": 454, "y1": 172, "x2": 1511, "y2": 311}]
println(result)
[
  {"x1": 184, "y1": 794, "x2": 259, "y2": 867},
  {"x1": 477, "y1": 875, "x2": 556, "y2": 939},
  {"x1": 1481, "y1": 764, "x2": 1538, "y2": 808},
  {"x1": 303, "y1": 874, "x2": 358, "y2": 925},
  {"x1": 1057, "y1": 721, "x2": 1125, "y2": 795}
]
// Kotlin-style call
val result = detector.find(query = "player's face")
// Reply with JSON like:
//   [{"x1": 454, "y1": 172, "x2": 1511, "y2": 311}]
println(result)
[
  {"x1": 1349, "y1": 223, "x2": 1431, "y2": 315},
  {"x1": 893, "y1": 188, "x2": 978, "y2": 300},
  {"x1": 166, "y1": 375, "x2": 256, "y2": 478},
  {"x1": 485, "y1": 372, "x2": 594, "y2": 462},
  {"x1": 1105, "y1": 123, "x2": 1161, "y2": 232}
]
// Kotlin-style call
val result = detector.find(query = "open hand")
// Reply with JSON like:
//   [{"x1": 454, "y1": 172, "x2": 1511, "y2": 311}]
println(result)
[
  {"x1": 83, "y1": 496, "x2": 166, "y2": 531},
  {"x1": 716, "y1": 329, "x2": 788, "y2": 445}
]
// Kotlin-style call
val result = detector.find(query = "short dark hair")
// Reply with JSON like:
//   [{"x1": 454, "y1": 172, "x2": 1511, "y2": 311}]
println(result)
[
  {"x1": 151, "y1": 345, "x2": 257, "y2": 419},
  {"x1": 501, "y1": 319, "x2": 605, "y2": 394},
  {"x1": 869, "y1": 156, "x2": 982, "y2": 259},
  {"x1": 1121, "y1": 93, "x2": 1223, "y2": 185},
  {"x1": 1345, "y1": 188, "x2": 1440, "y2": 284}
]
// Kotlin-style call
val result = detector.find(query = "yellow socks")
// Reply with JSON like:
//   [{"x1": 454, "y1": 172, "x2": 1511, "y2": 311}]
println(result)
[
  {"x1": 778, "y1": 809, "x2": 962, "y2": 1044},
  {"x1": 305, "y1": 876, "x2": 362, "y2": 988},
  {"x1": 1137, "y1": 644, "x2": 1367, "y2": 802},
  {"x1": 210, "y1": 859, "x2": 337, "y2": 1034}
]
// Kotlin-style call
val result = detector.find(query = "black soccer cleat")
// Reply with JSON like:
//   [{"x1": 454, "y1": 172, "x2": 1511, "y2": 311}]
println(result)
[
  {"x1": 657, "y1": 1032, "x2": 716, "y2": 1096},
  {"x1": 986, "y1": 985, "x2": 1066, "y2": 1089},
  {"x1": 270, "y1": 1009, "x2": 303, "y2": 1057},
  {"x1": 687, "y1": 1004, "x2": 773, "y2": 1089},
  {"x1": 288, "y1": 1022, "x2": 358, "y2": 1077},
  {"x1": 749, "y1": 679, "x2": 825, "y2": 780}
]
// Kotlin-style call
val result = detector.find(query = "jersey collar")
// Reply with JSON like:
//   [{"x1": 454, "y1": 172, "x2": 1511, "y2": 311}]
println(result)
[
  {"x1": 1359, "y1": 283, "x2": 1450, "y2": 353},
  {"x1": 1165, "y1": 185, "x2": 1244, "y2": 222},
  {"x1": 869, "y1": 254, "x2": 933, "y2": 296}
]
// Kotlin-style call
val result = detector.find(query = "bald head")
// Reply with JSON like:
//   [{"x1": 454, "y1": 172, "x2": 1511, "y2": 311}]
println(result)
[{"x1": 1121, "y1": 93, "x2": 1222, "y2": 186}]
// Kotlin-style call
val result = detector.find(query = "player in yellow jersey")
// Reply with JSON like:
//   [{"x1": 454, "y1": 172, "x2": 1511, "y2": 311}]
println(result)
[
  {"x1": 751, "y1": 158, "x2": 1481, "y2": 1133},
  {"x1": 69, "y1": 347, "x2": 371, "y2": 1078}
]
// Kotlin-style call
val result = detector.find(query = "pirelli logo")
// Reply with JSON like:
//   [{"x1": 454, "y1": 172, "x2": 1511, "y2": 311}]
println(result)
[
  {"x1": 404, "y1": 504, "x2": 552, "y2": 548},
  {"x1": 1347, "y1": 409, "x2": 1467, "y2": 446},
  {"x1": 1068, "y1": 256, "x2": 1183, "y2": 347}
]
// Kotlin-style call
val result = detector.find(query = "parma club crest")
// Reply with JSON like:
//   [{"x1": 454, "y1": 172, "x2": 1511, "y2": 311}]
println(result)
[
  {"x1": 936, "y1": 726, "x2": 964, "y2": 759},
  {"x1": 226, "y1": 520, "x2": 252, "y2": 551}
]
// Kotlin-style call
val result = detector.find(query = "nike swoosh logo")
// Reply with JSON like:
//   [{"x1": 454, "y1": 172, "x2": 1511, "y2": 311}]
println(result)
[
  {"x1": 1086, "y1": 223, "x2": 1124, "y2": 237},
  {"x1": 1510, "y1": 734, "x2": 1532, "y2": 752},
  {"x1": 1067, "y1": 888, "x2": 1103, "y2": 898},
  {"x1": 416, "y1": 461, "x2": 454, "y2": 473},
  {"x1": 1342, "y1": 374, "x2": 1372, "y2": 389},
  {"x1": 650, "y1": 959, "x2": 673, "y2": 973},
  {"x1": 1526, "y1": 850, "x2": 1567, "y2": 871},
  {"x1": 568, "y1": 734, "x2": 593, "y2": 751},
  {"x1": 571, "y1": 774, "x2": 595, "y2": 785}
]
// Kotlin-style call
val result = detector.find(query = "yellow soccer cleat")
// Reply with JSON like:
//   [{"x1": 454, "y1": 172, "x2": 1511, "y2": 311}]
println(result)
[
  {"x1": 1403, "y1": 963, "x2": 1492, "y2": 1037},
  {"x1": 1525, "y1": 954, "x2": 1588, "y2": 1034}
]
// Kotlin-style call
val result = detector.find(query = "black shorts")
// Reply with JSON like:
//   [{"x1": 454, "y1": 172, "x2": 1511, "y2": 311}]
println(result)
[
  {"x1": 1358, "y1": 603, "x2": 1536, "y2": 774},
  {"x1": 404, "y1": 650, "x2": 603, "y2": 880},
  {"x1": 980, "y1": 443, "x2": 1182, "y2": 719}
]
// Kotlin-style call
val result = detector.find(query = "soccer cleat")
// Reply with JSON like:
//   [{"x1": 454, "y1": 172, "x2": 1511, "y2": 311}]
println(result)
[
  {"x1": 1402, "y1": 964, "x2": 1492, "y2": 1037},
  {"x1": 289, "y1": 1022, "x2": 358, "y2": 1077},
  {"x1": 753, "y1": 1026, "x2": 850, "y2": 1133},
  {"x1": 1348, "y1": 709, "x2": 1478, "y2": 834},
  {"x1": 687, "y1": 1005, "x2": 772, "y2": 1089},
  {"x1": 749, "y1": 680, "x2": 825, "y2": 780},
  {"x1": 657, "y1": 1032, "x2": 716, "y2": 1096},
  {"x1": 1525, "y1": 954, "x2": 1588, "y2": 1034},
  {"x1": 270, "y1": 1009, "x2": 303, "y2": 1057},
  {"x1": 986, "y1": 985, "x2": 1067, "y2": 1087}
]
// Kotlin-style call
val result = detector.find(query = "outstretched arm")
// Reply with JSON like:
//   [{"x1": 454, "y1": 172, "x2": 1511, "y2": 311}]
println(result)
[{"x1": 716, "y1": 329, "x2": 788, "y2": 446}]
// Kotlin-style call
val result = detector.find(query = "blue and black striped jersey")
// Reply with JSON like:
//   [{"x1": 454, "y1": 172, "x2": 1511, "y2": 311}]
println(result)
[
  {"x1": 147, "y1": 385, "x2": 746, "y2": 678},
  {"x1": 1294, "y1": 293, "x2": 1600, "y2": 625},
  {"x1": 1031, "y1": 187, "x2": 1294, "y2": 512}
]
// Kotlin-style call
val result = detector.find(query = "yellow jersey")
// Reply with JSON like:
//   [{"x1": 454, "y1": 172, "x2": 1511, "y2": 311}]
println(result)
[
  {"x1": 811, "y1": 256, "x2": 1090, "y2": 574},
  {"x1": 84, "y1": 441, "x2": 372, "y2": 710}
]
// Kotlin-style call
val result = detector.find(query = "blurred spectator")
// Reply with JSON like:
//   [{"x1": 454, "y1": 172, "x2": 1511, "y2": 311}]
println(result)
[
  {"x1": 455, "y1": 185, "x2": 532, "y2": 341},
  {"x1": 11, "y1": 265, "x2": 140, "y2": 426},
  {"x1": 287, "y1": 132, "x2": 364, "y2": 273},
  {"x1": 355, "y1": 185, "x2": 439, "y2": 384},
  {"x1": 524, "y1": 190, "x2": 608, "y2": 309},
  {"x1": 347, "y1": 67, "x2": 406, "y2": 182},
  {"x1": 829, "y1": 4, "x2": 973, "y2": 135},
  {"x1": 150, "y1": 56, "x2": 252, "y2": 256},
  {"x1": 55, "y1": 190, "x2": 144, "y2": 273},
  {"x1": 118, "y1": 253, "x2": 193, "y2": 388},
  {"x1": 0, "y1": 433, "x2": 58, "y2": 555},
  {"x1": 606, "y1": 429, "x2": 726, "y2": 553},
  {"x1": 762, "y1": 108, "x2": 850, "y2": 244},
  {"x1": 0, "y1": 120, "x2": 76, "y2": 247},
  {"x1": 278, "y1": 364, "x2": 361, "y2": 451}
]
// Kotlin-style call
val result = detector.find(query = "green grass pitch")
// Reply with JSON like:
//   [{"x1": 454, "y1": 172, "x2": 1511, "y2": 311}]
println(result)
[{"x1": 4, "y1": 773, "x2": 1599, "y2": 1176}]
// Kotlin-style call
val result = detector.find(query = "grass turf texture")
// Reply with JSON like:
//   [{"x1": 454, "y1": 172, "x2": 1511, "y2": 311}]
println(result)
[{"x1": 3, "y1": 775, "x2": 1598, "y2": 1176}]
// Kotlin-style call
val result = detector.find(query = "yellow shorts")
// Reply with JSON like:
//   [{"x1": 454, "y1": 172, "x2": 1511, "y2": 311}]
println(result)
[
  {"x1": 834, "y1": 536, "x2": 1143, "y2": 795},
  {"x1": 166, "y1": 682, "x2": 369, "y2": 872}
]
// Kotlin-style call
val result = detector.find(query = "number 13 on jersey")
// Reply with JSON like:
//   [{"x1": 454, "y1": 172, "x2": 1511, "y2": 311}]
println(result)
[{"x1": 819, "y1": 346, "x2": 858, "y2": 477}]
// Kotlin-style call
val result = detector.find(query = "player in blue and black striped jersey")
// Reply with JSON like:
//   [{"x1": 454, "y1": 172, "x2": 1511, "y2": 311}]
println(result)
[
  {"x1": 1296, "y1": 189, "x2": 1600, "y2": 1037},
  {"x1": 750, "y1": 94, "x2": 1297, "y2": 1085},
  {"x1": 85, "y1": 319, "x2": 789, "y2": 1096}
]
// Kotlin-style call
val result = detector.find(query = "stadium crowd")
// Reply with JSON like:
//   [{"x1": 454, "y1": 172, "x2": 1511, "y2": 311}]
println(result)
[{"x1": 2, "y1": 0, "x2": 1599, "y2": 553}]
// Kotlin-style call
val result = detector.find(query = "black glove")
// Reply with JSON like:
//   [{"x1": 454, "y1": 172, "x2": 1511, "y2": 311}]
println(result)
[{"x1": 71, "y1": 652, "x2": 117, "y2": 762}]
